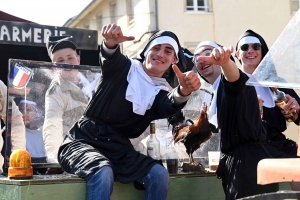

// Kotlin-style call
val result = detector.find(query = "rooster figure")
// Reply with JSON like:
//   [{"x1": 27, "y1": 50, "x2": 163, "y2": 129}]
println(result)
[{"x1": 172, "y1": 103, "x2": 212, "y2": 164}]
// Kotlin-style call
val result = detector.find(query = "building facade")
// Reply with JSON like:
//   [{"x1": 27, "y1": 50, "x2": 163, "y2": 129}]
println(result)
[{"x1": 65, "y1": 0, "x2": 299, "y2": 53}]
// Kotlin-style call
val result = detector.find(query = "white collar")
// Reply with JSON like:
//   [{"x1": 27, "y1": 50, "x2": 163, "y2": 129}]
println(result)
[
  {"x1": 126, "y1": 59, "x2": 169, "y2": 115},
  {"x1": 244, "y1": 72, "x2": 275, "y2": 108},
  {"x1": 208, "y1": 75, "x2": 221, "y2": 128}
]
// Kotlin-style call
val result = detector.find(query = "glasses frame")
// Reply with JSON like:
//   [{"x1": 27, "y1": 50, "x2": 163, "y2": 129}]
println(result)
[
  {"x1": 193, "y1": 49, "x2": 213, "y2": 63},
  {"x1": 240, "y1": 43, "x2": 262, "y2": 51}
]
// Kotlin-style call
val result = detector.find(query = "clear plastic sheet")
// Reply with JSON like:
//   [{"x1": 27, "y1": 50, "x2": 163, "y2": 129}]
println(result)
[
  {"x1": 7, "y1": 59, "x2": 219, "y2": 173},
  {"x1": 148, "y1": 81, "x2": 219, "y2": 168},
  {"x1": 5, "y1": 59, "x2": 101, "y2": 169},
  {"x1": 246, "y1": 9, "x2": 300, "y2": 89}
]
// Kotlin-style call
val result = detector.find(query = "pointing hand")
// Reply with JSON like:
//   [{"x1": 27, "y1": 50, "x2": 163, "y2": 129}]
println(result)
[{"x1": 102, "y1": 24, "x2": 135, "y2": 48}]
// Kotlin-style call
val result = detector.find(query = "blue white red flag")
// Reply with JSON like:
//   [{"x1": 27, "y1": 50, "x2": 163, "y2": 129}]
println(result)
[{"x1": 11, "y1": 63, "x2": 33, "y2": 88}]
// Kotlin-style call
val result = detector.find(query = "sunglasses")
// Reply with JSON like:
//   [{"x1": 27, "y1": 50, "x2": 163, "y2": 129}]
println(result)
[{"x1": 240, "y1": 43, "x2": 261, "y2": 51}]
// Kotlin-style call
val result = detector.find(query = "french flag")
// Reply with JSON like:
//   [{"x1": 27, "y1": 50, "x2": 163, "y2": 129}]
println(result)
[{"x1": 12, "y1": 63, "x2": 32, "y2": 88}]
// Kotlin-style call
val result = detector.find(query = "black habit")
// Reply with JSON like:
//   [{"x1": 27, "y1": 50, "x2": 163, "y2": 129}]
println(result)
[
  {"x1": 216, "y1": 70, "x2": 279, "y2": 200},
  {"x1": 58, "y1": 43, "x2": 186, "y2": 184},
  {"x1": 236, "y1": 29, "x2": 300, "y2": 158},
  {"x1": 262, "y1": 88, "x2": 300, "y2": 157}
]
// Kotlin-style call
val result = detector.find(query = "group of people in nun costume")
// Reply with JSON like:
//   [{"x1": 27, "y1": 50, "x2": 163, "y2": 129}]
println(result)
[
  {"x1": 195, "y1": 30, "x2": 299, "y2": 199},
  {"x1": 54, "y1": 22, "x2": 300, "y2": 200}
]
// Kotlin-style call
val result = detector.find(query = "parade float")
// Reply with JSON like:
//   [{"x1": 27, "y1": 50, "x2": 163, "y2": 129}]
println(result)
[{"x1": 0, "y1": 10, "x2": 299, "y2": 200}]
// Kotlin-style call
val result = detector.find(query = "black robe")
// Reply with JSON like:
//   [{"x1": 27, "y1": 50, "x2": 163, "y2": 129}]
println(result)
[
  {"x1": 216, "y1": 70, "x2": 279, "y2": 200},
  {"x1": 262, "y1": 87, "x2": 300, "y2": 158},
  {"x1": 58, "y1": 45, "x2": 186, "y2": 183},
  {"x1": 236, "y1": 29, "x2": 300, "y2": 158}
]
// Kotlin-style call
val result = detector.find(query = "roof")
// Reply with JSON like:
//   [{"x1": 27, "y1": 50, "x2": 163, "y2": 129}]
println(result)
[
  {"x1": 63, "y1": 0, "x2": 98, "y2": 27},
  {"x1": 0, "y1": 10, "x2": 35, "y2": 23}
]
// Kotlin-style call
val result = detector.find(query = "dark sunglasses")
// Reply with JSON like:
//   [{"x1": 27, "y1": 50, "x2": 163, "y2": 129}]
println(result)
[{"x1": 240, "y1": 43, "x2": 261, "y2": 51}]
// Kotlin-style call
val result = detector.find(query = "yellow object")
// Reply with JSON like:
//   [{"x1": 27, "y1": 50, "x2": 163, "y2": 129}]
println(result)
[{"x1": 8, "y1": 149, "x2": 33, "y2": 179}]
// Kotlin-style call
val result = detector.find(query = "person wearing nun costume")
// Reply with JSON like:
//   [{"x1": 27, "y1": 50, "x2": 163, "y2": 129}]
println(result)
[
  {"x1": 195, "y1": 41, "x2": 279, "y2": 199},
  {"x1": 167, "y1": 41, "x2": 231, "y2": 139},
  {"x1": 236, "y1": 30, "x2": 300, "y2": 159},
  {"x1": 57, "y1": 24, "x2": 200, "y2": 200},
  {"x1": 129, "y1": 37, "x2": 196, "y2": 156}
]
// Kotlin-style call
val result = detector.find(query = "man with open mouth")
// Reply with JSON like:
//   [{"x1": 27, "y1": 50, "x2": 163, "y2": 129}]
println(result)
[{"x1": 195, "y1": 41, "x2": 279, "y2": 199}]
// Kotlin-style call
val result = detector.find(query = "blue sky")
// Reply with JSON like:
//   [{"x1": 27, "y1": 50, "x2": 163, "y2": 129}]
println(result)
[{"x1": 0, "y1": 0, "x2": 92, "y2": 26}]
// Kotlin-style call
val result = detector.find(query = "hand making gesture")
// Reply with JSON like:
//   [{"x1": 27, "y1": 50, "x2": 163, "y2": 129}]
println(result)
[
  {"x1": 197, "y1": 46, "x2": 239, "y2": 82},
  {"x1": 197, "y1": 46, "x2": 234, "y2": 66},
  {"x1": 102, "y1": 24, "x2": 135, "y2": 49},
  {"x1": 173, "y1": 65, "x2": 201, "y2": 96}
]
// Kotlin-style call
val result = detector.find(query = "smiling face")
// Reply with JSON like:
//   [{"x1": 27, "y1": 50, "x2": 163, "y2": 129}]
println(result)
[
  {"x1": 51, "y1": 48, "x2": 80, "y2": 83},
  {"x1": 143, "y1": 43, "x2": 178, "y2": 77},
  {"x1": 194, "y1": 45, "x2": 222, "y2": 84},
  {"x1": 236, "y1": 43, "x2": 263, "y2": 74},
  {"x1": 51, "y1": 48, "x2": 80, "y2": 65}
]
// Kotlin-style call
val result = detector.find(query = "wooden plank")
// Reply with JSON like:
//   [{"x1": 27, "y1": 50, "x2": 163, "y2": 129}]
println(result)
[
  {"x1": 257, "y1": 158, "x2": 300, "y2": 184},
  {"x1": 0, "y1": 175, "x2": 85, "y2": 186},
  {"x1": 0, "y1": 172, "x2": 215, "y2": 186},
  {"x1": 20, "y1": 183, "x2": 86, "y2": 200},
  {"x1": 0, "y1": 175, "x2": 224, "y2": 200},
  {"x1": 0, "y1": 175, "x2": 295, "y2": 200},
  {"x1": 0, "y1": 184, "x2": 20, "y2": 199}
]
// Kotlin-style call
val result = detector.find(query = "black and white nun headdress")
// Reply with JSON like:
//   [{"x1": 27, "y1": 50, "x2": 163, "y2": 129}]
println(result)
[
  {"x1": 138, "y1": 30, "x2": 190, "y2": 88},
  {"x1": 127, "y1": 30, "x2": 189, "y2": 115},
  {"x1": 235, "y1": 29, "x2": 269, "y2": 63},
  {"x1": 192, "y1": 41, "x2": 236, "y2": 128},
  {"x1": 193, "y1": 41, "x2": 235, "y2": 83},
  {"x1": 235, "y1": 30, "x2": 275, "y2": 108}
]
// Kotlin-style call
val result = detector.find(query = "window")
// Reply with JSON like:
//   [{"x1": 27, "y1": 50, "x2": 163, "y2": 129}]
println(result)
[
  {"x1": 291, "y1": 0, "x2": 300, "y2": 14},
  {"x1": 126, "y1": 0, "x2": 135, "y2": 26},
  {"x1": 110, "y1": 3, "x2": 118, "y2": 24},
  {"x1": 96, "y1": 15, "x2": 103, "y2": 31},
  {"x1": 186, "y1": 0, "x2": 209, "y2": 12}
]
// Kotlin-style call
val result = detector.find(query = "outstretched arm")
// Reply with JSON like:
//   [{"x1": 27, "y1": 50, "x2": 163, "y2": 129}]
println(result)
[
  {"x1": 197, "y1": 46, "x2": 239, "y2": 83},
  {"x1": 101, "y1": 24, "x2": 135, "y2": 49}
]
